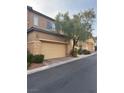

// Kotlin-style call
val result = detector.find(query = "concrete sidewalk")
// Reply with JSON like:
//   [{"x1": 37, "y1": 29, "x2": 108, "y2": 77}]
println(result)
[{"x1": 27, "y1": 52, "x2": 97, "y2": 75}]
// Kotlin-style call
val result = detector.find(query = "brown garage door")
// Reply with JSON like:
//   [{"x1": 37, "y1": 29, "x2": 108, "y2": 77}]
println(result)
[{"x1": 41, "y1": 42, "x2": 67, "y2": 59}]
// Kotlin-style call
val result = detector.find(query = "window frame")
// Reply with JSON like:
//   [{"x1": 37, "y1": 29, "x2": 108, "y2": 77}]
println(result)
[
  {"x1": 46, "y1": 21, "x2": 56, "y2": 31},
  {"x1": 47, "y1": 21, "x2": 52, "y2": 30},
  {"x1": 33, "y1": 14, "x2": 39, "y2": 27}
]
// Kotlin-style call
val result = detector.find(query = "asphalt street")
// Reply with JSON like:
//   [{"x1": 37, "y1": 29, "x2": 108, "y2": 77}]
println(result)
[{"x1": 27, "y1": 54, "x2": 97, "y2": 93}]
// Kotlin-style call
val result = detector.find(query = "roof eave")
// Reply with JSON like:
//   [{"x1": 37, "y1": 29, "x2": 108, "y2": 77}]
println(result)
[
  {"x1": 27, "y1": 6, "x2": 55, "y2": 21},
  {"x1": 27, "y1": 27, "x2": 67, "y2": 38}
]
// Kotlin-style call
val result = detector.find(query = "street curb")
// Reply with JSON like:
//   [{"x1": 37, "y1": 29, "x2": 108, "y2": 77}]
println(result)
[{"x1": 27, "y1": 52, "x2": 97, "y2": 75}]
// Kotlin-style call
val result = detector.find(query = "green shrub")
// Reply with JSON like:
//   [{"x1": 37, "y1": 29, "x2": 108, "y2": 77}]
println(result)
[
  {"x1": 95, "y1": 46, "x2": 97, "y2": 51},
  {"x1": 82, "y1": 49, "x2": 91, "y2": 54},
  {"x1": 27, "y1": 62, "x2": 31, "y2": 69},
  {"x1": 27, "y1": 51, "x2": 33, "y2": 64},
  {"x1": 78, "y1": 48, "x2": 83, "y2": 55},
  {"x1": 71, "y1": 48, "x2": 78, "y2": 57},
  {"x1": 32, "y1": 54, "x2": 44, "y2": 63},
  {"x1": 27, "y1": 51, "x2": 33, "y2": 68}
]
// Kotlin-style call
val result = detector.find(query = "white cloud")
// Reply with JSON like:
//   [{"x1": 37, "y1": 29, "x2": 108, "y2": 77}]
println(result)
[
  {"x1": 27, "y1": 0, "x2": 86, "y2": 18},
  {"x1": 27, "y1": 0, "x2": 66, "y2": 18}
]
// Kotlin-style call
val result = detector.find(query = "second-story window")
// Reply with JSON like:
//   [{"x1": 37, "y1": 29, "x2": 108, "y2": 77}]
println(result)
[
  {"x1": 33, "y1": 14, "x2": 39, "y2": 26},
  {"x1": 47, "y1": 21, "x2": 55, "y2": 31},
  {"x1": 52, "y1": 23, "x2": 55, "y2": 31},
  {"x1": 47, "y1": 21, "x2": 52, "y2": 30}
]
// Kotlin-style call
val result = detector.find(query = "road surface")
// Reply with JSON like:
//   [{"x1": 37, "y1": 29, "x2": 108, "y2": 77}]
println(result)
[{"x1": 27, "y1": 54, "x2": 97, "y2": 93}]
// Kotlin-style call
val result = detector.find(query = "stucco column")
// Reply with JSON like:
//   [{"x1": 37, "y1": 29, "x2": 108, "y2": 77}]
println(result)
[
  {"x1": 33, "y1": 41, "x2": 42, "y2": 55},
  {"x1": 27, "y1": 41, "x2": 42, "y2": 55},
  {"x1": 66, "y1": 39, "x2": 73, "y2": 56}
]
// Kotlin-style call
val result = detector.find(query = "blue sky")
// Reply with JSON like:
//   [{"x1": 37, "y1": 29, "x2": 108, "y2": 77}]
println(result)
[{"x1": 27, "y1": 0, "x2": 97, "y2": 36}]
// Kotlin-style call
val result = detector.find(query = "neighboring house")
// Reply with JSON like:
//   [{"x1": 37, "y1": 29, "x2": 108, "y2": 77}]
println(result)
[
  {"x1": 82, "y1": 38, "x2": 95, "y2": 52},
  {"x1": 27, "y1": 6, "x2": 95, "y2": 59},
  {"x1": 78, "y1": 37, "x2": 95, "y2": 52}
]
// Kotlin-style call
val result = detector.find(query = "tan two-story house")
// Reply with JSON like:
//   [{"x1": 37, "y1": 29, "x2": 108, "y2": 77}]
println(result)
[
  {"x1": 27, "y1": 6, "x2": 95, "y2": 59},
  {"x1": 27, "y1": 6, "x2": 73, "y2": 59}
]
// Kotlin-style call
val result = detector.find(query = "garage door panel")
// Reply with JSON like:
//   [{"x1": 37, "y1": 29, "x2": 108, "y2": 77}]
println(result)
[{"x1": 41, "y1": 42, "x2": 66, "y2": 59}]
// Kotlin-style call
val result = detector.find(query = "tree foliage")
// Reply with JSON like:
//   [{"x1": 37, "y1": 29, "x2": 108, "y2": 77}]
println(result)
[{"x1": 55, "y1": 9, "x2": 96, "y2": 55}]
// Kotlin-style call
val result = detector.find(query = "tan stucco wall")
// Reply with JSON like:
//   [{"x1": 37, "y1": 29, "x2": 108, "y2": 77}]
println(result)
[
  {"x1": 86, "y1": 38, "x2": 95, "y2": 43},
  {"x1": 27, "y1": 31, "x2": 41, "y2": 55},
  {"x1": 36, "y1": 31, "x2": 66, "y2": 42},
  {"x1": 82, "y1": 38, "x2": 95, "y2": 51},
  {"x1": 27, "y1": 31, "x2": 38, "y2": 42},
  {"x1": 87, "y1": 42, "x2": 94, "y2": 51},
  {"x1": 27, "y1": 31, "x2": 95, "y2": 59},
  {"x1": 27, "y1": 31, "x2": 71, "y2": 59},
  {"x1": 27, "y1": 10, "x2": 33, "y2": 29},
  {"x1": 66, "y1": 40, "x2": 73, "y2": 55},
  {"x1": 27, "y1": 41, "x2": 42, "y2": 55},
  {"x1": 77, "y1": 38, "x2": 95, "y2": 52}
]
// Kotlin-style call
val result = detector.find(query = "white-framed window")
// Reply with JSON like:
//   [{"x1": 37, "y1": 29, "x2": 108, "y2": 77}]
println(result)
[
  {"x1": 52, "y1": 23, "x2": 55, "y2": 31},
  {"x1": 47, "y1": 21, "x2": 52, "y2": 30},
  {"x1": 33, "y1": 14, "x2": 39, "y2": 26},
  {"x1": 46, "y1": 21, "x2": 56, "y2": 31}
]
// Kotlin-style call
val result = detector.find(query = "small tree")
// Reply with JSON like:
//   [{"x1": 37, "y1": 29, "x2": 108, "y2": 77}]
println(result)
[{"x1": 55, "y1": 9, "x2": 96, "y2": 56}]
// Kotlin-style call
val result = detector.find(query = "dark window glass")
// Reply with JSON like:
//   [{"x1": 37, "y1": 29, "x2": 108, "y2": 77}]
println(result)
[{"x1": 47, "y1": 21, "x2": 52, "y2": 29}]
